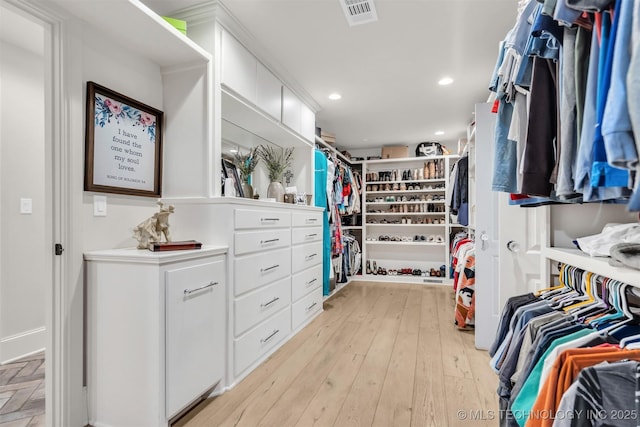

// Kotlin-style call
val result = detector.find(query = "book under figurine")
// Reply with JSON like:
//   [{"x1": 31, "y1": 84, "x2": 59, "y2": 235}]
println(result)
[{"x1": 148, "y1": 240, "x2": 202, "y2": 252}]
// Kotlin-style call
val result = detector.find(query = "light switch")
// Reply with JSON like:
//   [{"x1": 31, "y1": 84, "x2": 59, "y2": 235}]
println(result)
[
  {"x1": 20, "y1": 198, "x2": 33, "y2": 214},
  {"x1": 93, "y1": 195, "x2": 107, "y2": 217}
]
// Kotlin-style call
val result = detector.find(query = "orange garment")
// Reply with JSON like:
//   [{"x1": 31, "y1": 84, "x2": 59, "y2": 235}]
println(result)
[{"x1": 527, "y1": 347, "x2": 640, "y2": 427}]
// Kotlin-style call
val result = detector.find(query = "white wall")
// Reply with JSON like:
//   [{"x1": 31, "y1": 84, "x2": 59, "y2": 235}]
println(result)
[
  {"x1": 0, "y1": 39, "x2": 47, "y2": 362},
  {"x1": 551, "y1": 203, "x2": 638, "y2": 247}
]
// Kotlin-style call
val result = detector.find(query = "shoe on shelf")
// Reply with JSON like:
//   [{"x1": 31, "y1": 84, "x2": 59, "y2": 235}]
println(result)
[
  {"x1": 372, "y1": 261, "x2": 378, "y2": 275},
  {"x1": 366, "y1": 260, "x2": 372, "y2": 274}
]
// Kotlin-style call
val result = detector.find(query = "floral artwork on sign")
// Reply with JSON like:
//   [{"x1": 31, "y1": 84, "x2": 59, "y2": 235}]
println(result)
[
  {"x1": 94, "y1": 95, "x2": 157, "y2": 143},
  {"x1": 84, "y1": 81, "x2": 164, "y2": 197}
]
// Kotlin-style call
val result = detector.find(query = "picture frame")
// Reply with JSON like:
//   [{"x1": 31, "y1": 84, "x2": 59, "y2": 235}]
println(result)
[
  {"x1": 84, "y1": 81, "x2": 164, "y2": 197},
  {"x1": 222, "y1": 158, "x2": 244, "y2": 197}
]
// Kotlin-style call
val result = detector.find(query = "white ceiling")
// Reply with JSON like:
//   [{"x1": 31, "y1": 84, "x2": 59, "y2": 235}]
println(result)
[{"x1": 152, "y1": 0, "x2": 517, "y2": 150}]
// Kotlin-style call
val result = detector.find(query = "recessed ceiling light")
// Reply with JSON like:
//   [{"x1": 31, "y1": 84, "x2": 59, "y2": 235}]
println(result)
[
  {"x1": 435, "y1": 131, "x2": 445, "y2": 136},
  {"x1": 229, "y1": 149, "x2": 238, "y2": 153},
  {"x1": 438, "y1": 77, "x2": 454, "y2": 86},
  {"x1": 328, "y1": 93, "x2": 342, "y2": 100}
]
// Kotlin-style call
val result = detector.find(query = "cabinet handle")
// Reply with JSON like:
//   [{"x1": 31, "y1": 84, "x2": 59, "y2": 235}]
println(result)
[
  {"x1": 305, "y1": 278, "x2": 318, "y2": 287},
  {"x1": 305, "y1": 253, "x2": 318, "y2": 260},
  {"x1": 306, "y1": 302, "x2": 318, "y2": 311},
  {"x1": 261, "y1": 264, "x2": 280, "y2": 273},
  {"x1": 305, "y1": 234, "x2": 318, "y2": 238},
  {"x1": 183, "y1": 281, "x2": 218, "y2": 296},
  {"x1": 260, "y1": 329, "x2": 280, "y2": 344},
  {"x1": 260, "y1": 297, "x2": 280, "y2": 308},
  {"x1": 261, "y1": 217, "x2": 280, "y2": 222},
  {"x1": 306, "y1": 218, "x2": 318, "y2": 222},
  {"x1": 261, "y1": 238, "x2": 280, "y2": 245}
]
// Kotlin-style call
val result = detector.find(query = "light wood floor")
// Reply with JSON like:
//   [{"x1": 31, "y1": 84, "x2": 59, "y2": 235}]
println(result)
[{"x1": 174, "y1": 281, "x2": 498, "y2": 427}]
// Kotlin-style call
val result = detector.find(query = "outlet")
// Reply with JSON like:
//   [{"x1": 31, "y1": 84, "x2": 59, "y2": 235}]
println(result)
[{"x1": 93, "y1": 195, "x2": 107, "y2": 217}]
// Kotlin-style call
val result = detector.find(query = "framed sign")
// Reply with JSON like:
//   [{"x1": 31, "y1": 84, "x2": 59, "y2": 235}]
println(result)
[{"x1": 84, "y1": 81, "x2": 163, "y2": 197}]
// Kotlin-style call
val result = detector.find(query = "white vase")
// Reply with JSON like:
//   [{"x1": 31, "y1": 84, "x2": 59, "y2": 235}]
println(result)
[
  {"x1": 241, "y1": 181, "x2": 254, "y2": 199},
  {"x1": 267, "y1": 181, "x2": 285, "y2": 202}
]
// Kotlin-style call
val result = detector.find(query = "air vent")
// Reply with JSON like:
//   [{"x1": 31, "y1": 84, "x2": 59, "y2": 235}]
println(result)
[{"x1": 340, "y1": 0, "x2": 378, "y2": 26}]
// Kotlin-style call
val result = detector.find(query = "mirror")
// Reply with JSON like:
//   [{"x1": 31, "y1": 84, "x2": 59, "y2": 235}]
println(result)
[{"x1": 221, "y1": 119, "x2": 280, "y2": 199}]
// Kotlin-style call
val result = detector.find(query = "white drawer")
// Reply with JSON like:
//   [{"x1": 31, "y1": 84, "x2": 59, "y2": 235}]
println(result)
[
  {"x1": 234, "y1": 247, "x2": 291, "y2": 296},
  {"x1": 291, "y1": 227, "x2": 322, "y2": 245},
  {"x1": 234, "y1": 307, "x2": 291, "y2": 376},
  {"x1": 292, "y1": 211, "x2": 323, "y2": 228},
  {"x1": 235, "y1": 209, "x2": 291, "y2": 230},
  {"x1": 291, "y1": 242, "x2": 323, "y2": 274},
  {"x1": 234, "y1": 276, "x2": 291, "y2": 336},
  {"x1": 165, "y1": 258, "x2": 225, "y2": 417},
  {"x1": 235, "y1": 229, "x2": 291, "y2": 256},
  {"x1": 291, "y1": 263, "x2": 322, "y2": 302},
  {"x1": 292, "y1": 288, "x2": 322, "y2": 331}
]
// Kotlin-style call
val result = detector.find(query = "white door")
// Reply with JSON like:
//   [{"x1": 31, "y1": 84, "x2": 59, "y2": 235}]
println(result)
[
  {"x1": 0, "y1": 2, "x2": 58, "y2": 424},
  {"x1": 473, "y1": 102, "x2": 547, "y2": 350}
]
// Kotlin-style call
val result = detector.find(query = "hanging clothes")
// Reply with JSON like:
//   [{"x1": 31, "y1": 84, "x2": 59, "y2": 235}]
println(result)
[
  {"x1": 314, "y1": 149, "x2": 331, "y2": 296},
  {"x1": 489, "y1": 263, "x2": 640, "y2": 427}
]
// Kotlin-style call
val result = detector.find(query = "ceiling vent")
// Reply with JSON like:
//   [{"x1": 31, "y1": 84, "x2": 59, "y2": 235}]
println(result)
[{"x1": 340, "y1": 0, "x2": 378, "y2": 26}]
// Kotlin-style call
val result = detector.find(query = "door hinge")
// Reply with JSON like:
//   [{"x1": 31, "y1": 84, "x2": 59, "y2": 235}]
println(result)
[{"x1": 55, "y1": 243, "x2": 64, "y2": 256}]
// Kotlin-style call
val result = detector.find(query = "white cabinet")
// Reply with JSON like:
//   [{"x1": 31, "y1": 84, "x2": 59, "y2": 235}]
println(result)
[
  {"x1": 221, "y1": 30, "x2": 257, "y2": 103},
  {"x1": 84, "y1": 246, "x2": 227, "y2": 427},
  {"x1": 300, "y1": 103, "x2": 316, "y2": 142},
  {"x1": 282, "y1": 86, "x2": 302, "y2": 134},
  {"x1": 256, "y1": 62, "x2": 282, "y2": 120}
]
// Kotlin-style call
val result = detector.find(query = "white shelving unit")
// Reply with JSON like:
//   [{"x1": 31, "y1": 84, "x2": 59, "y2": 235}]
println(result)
[{"x1": 359, "y1": 155, "x2": 459, "y2": 284}]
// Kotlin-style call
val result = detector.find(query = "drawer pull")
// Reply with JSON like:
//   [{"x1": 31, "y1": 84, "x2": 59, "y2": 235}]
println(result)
[
  {"x1": 261, "y1": 264, "x2": 280, "y2": 273},
  {"x1": 260, "y1": 297, "x2": 280, "y2": 308},
  {"x1": 260, "y1": 329, "x2": 280, "y2": 344},
  {"x1": 305, "y1": 233, "x2": 318, "y2": 238},
  {"x1": 261, "y1": 217, "x2": 280, "y2": 222},
  {"x1": 306, "y1": 302, "x2": 318, "y2": 311},
  {"x1": 305, "y1": 253, "x2": 318, "y2": 260},
  {"x1": 261, "y1": 238, "x2": 280, "y2": 245},
  {"x1": 183, "y1": 281, "x2": 218, "y2": 296},
  {"x1": 306, "y1": 278, "x2": 318, "y2": 287},
  {"x1": 306, "y1": 218, "x2": 318, "y2": 222}
]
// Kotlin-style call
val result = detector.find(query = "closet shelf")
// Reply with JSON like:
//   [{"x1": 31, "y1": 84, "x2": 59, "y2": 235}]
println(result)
[
  {"x1": 342, "y1": 226, "x2": 363, "y2": 230},
  {"x1": 365, "y1": 155, "x2": 459, "y2": 165},
  {"x1": 364, "y1": 178, "x2": 445, "y2": 185},
  {"x1": 50, "y1": 0, "x2": 211, "y2": 68},
  {"x1": 366, "y1": 223, "x2": 447, "y2": 227},
  {"x1": 366, "y1": 200, "x2": 445, "y2": 205},
  {"x1": 357, "y1": 274, "x2": 448, "y2": 285},
  {"x1": 543, "y1": 247, "x2": 640, "y2": 288},
  {"x1": 366, "y1": 212, "x2": 446, "y2": 216},
  {"x1": 365, "y1": 241, "x2": 445, "y2": 247},
  {"x1": 366, "y1": 189, "x2": 445, "y2": 195}
]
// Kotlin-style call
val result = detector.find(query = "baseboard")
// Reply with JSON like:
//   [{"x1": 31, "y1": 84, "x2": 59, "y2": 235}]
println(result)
[{"x1": 0, "y1": 327, "x2": 46, "y2": 364}]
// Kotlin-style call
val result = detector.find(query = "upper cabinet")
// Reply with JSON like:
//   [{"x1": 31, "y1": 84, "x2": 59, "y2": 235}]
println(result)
[
  {"x1": 218, "y1": 27, "x2": 314, "y2": 144},
  {"x1": 221, "y1": 31, "x2": 258, "y2": 105},
  {"x1": 282, "y1": 86, "x2": 302, "y2": 134},
  {"x1": 256, "y1": 63, "x2": 282, "y2": 121}
]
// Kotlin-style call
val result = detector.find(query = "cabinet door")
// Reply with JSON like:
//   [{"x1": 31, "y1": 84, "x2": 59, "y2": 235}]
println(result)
[
  {"x1": 256, "y1": 62, "x2": 282, "y2": 120},
  {"x1": 282, "y1": 86, "x2": 301, "y2": 134},
  {"x1": 300, "y1": 103, "x2": 316, "y2": 142},
  {"x1": 165, "y1": 258, "x2": 225, "y2": 417},
  {"x1": 221, "y1": 30, "x2": 257, "y2": 103}
]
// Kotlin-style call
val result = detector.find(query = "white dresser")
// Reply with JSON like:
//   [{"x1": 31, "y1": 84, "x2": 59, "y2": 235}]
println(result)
[
  {"x1": 229, "y1": 205, "x2": 323, "y2": 383},
  {"x1": 84, "y1": 246, "x2": 227, "y2": 427}
]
